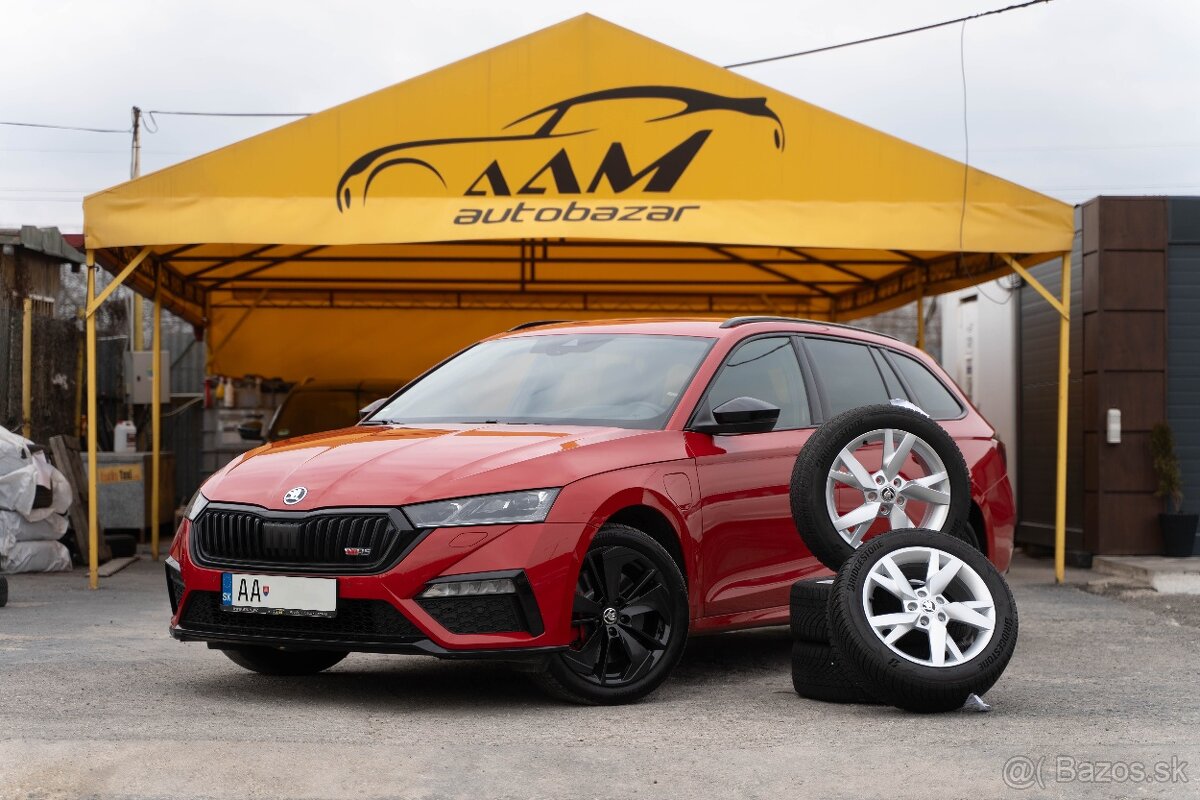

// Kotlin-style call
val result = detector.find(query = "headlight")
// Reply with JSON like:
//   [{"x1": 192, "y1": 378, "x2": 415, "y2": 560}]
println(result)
[
  {"x1": 184, "y1": 489, "x2": 209, "y2": 521},
  {"x1": 402, "y1": 489, "x2": 559, "y2": 528}
]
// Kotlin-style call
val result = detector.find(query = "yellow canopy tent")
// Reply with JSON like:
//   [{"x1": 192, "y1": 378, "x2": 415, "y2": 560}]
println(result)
[{"x1": 81, "y1": 14, "x2": 1075, "y2": 584}]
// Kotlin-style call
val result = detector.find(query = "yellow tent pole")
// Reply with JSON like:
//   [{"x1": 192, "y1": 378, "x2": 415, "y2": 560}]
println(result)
[
  {"x1": 21, "y1": 297, "x2": 32, "y2": 439},
  {"x1": 134, "y1": 295, "x2": 144, "y2": 351},
  {"x1": 86, "y1": 251, "x2": 99, "y2": 590},
  {"x1": 1003, "y1": 254, "x2": 1065, "y2": 317},
  {"x1": 1054, "y1": 251, "x2": 1071, "y2": 583},
  {"x1": 87, "y1": 246, "x2": 150, "y2": 315},
  {"x1": 151, "y1": 266, "x2": 162, "y2": 561}
]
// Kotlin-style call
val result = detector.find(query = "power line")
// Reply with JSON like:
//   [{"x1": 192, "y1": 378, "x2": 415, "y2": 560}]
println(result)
[
  {"x1": 145, "y1": 110, "x2": 310, "y2": 118},
  {"x1": 0, "y1": 119, "x2": 129, "y2": 134},
  {"x1": 724, "y1": 0, "x2": 1053, "y2": 69}
]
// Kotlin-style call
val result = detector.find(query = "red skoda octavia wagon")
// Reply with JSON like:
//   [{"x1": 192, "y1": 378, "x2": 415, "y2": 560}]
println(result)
[{"x1": 167, "y1": 317, "x2": 1014, "y2": 704}]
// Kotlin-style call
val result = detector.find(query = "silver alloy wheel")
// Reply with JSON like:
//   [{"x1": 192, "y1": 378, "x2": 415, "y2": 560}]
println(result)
[
  {"x1": 860, "y1": 545, "x2": 996, "y2": 667},
  {"x1": 824, "y1": 428, "x2": 952, "y2": 547}
]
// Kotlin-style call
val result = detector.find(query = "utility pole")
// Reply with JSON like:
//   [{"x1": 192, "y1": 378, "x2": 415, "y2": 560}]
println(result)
[
  {"x1": 130, "y1": 106, "x2": 142, "y2": 181},
  {"x1": 130, "y1": 107, "x2": 144, "y2": 349},
  {"x1": 130, "y1": 107, "x2": 143, "y2": 422}
]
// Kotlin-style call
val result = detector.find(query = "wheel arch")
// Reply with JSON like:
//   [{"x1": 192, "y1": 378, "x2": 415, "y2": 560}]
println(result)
[
  {"x1": 603, "y1": 504, "x2": 688, "y2": 586},
  {"x1": 968, "y1": 499, "x2": 989, "y2": 558}
]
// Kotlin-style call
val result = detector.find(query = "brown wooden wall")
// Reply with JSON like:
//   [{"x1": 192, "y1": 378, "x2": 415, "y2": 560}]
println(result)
[{"x1": 1081, "y1": 197, "x2": 1169, "y2": 554}]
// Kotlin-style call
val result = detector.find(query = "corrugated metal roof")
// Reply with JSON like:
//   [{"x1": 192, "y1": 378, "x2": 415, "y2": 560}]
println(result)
[{"x1": 0, "y1": 226, "x2": 85, "y2": 263}]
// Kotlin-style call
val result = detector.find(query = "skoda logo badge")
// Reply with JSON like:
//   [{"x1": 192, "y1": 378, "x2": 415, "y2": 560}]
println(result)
[{"x1": 282, "y1": 486, "x2": 307, "y2": 505}]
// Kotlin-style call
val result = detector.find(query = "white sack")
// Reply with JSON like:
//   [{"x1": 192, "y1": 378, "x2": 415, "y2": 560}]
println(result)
[
  {"x1": 0, "y1": 425, "x2": 32, "y2": 477},
  {"x1": 0, "y1": 539, "x2": 72, "y2": 573},
  {"x1": 0, "y1": 463, "x2": 37, "y2": 516},
  {"x1": 0, "y1": 426, "x2": 73, "y2": 520},
  {"x1": 0, "y1": 509, "x2": 67, "y2": 542},
  {"x1": 25, "y1": 455, "x2": 72, "y2": 522}
]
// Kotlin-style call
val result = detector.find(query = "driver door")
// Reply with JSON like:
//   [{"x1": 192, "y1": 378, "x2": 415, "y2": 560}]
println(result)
[{"x1": 691, "y1": 336, "x2": 823, "y2": 618}]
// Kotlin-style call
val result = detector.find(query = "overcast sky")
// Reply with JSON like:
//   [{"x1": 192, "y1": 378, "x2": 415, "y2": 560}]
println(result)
[{"x1": 2, "y1": 0, "x2": 1197, "y2": 232}]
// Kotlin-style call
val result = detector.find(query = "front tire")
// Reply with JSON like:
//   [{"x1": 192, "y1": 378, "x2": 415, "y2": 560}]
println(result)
[
  {"x1": 221, "y1": 646, "x2": 348, "y2": 676},
  {"x1": 535, "y1": 523, "x2": 689, "y2": 705}
]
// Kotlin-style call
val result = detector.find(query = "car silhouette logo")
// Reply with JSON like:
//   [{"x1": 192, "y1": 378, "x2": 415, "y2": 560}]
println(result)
[
  {"x1": 282, "y1": 486, "x2": 307, "y2": 505},
  {"x1": 335, "y1": 85, "x2": 785, "y2": 210}
]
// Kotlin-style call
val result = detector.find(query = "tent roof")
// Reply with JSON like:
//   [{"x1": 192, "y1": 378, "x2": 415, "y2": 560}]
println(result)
[{"x1": 81, "y1": 14, "x2": 1072, "y2": 380}]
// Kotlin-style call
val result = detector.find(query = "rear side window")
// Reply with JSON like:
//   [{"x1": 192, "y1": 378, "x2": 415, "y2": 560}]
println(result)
[
  {"x1": 706, "y1": 337, "x2": 810, "y2": 429},
  {"x1": 871, "y1": 349, "x2": 906, "y2": 398},
  {"x1": 890, "y1": 354, "x2": 964, "y2": 419},
  {"x1": 804, "y1": 338, "x2": 890, "y2": 415}
]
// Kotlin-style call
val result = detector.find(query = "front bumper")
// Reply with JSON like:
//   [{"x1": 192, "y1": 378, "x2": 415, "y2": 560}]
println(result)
[
  {"x1": 167, "y1": 514, "x2": 589, "y2": 656},
  {"x1": 169, "y1": 625, "x2": 566, "y2": 661}
]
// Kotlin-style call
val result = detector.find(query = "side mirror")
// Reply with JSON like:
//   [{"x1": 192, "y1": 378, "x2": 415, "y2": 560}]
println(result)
[
  {"x1": 692, "y1": 396, "x2": 781, "y2": 435},
  {"x1": 236, "y1": 419, "x2": 264, "y2": 442},
  {"x1": 359, "y1": 397, "x2": 388, "y2": 419}
]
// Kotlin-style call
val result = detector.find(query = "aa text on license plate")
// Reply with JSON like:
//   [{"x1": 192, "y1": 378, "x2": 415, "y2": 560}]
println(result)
[{"x1": 221, "y1": 573, "x2": 337, "y2": 618}]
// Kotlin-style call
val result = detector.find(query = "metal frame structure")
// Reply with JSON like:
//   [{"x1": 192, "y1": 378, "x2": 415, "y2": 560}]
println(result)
[
  {"x1": 93, "y1": 241, "x2": 1048, "y2": 326},
  {"x1": 82, "y1": 243, "x2": 1074, "y2": 587}
]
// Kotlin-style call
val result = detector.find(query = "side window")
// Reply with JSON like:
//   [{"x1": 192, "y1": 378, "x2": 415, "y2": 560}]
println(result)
[
  {"x1": 890, "y1": 353, "x2": 964, "y2": 419},
  {"x1": 804, "y1": 338, "x2": 890, "y2": 415},
  {"x1": 706, "y1": 337, "x2": 810, "y2": 430},
  {"x1": 871, "y1": 348, "x2": 906, "y2": 399}
]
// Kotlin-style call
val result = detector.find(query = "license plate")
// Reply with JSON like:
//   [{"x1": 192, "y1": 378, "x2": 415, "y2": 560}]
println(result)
[{"x1": 221, "y1": 573, "x2": 337, "y2": 618}]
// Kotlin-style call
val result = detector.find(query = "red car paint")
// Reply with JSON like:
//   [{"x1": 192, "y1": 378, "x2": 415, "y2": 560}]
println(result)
[{"x1": 169, "y1": 318, "x2": 1014, "y2": 654}]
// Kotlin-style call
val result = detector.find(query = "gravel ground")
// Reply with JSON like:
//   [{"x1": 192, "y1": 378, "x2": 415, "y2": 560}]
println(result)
[{"x1": 1, "y1": 554, "x2": 1197, "y2": 800}]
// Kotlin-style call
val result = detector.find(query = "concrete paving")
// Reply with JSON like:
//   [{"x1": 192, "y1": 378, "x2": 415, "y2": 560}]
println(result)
[
  {"x1": 1093, "y1": 555, "x2": 1200, "y2": 594},
  {"x1": 1, "y1": 554, "x2": 1198, "y2": 800}
]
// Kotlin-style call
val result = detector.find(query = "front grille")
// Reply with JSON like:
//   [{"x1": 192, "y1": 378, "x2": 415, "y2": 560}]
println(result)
[
  {"x1": 191, "y1": 504, "x2": 419, "y2": 575},
  {"x1": 418, "y1": 595, "x2": 529, "y2": 634},
  {"x1": 180, "y1": 591, "x2": 423, "y2": 643}
]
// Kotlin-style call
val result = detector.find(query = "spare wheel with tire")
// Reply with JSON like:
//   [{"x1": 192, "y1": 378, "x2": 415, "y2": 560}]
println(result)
[
  {"x1": 790, "y1": 403, "x2": 971, "y2": 571},
  {"x1": 827, "y1": 528, "x2": 1018, "y2": 713}
]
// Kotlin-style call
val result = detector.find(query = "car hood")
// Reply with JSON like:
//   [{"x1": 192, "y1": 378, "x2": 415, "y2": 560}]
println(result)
[{"x1": 202, "y1": 424, "x2": 678, "y2": 510}]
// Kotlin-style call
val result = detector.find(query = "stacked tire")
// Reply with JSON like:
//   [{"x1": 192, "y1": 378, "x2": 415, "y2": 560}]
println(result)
[
  {"x1": 789, "y1": 578, "x2": 878, "y2": 704},
  {"x1": 787, "y1": 404, "x2": 1019, "y2": 712}
]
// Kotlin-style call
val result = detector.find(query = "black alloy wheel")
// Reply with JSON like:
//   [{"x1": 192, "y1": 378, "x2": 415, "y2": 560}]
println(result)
[{"x1": 535, "y1": 524, "x2": 688, "y2": 704}]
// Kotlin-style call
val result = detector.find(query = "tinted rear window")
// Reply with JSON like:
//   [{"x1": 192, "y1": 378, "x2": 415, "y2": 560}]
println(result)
[
  {"x1": 890, "y1": 354, "x2": 964, "y2": 419},
  {"x1": 804, "y1": 338, "x2": 890, "y2": 415}
]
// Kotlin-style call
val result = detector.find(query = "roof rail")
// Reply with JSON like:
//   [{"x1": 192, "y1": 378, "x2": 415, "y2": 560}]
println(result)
[
  {"x1": 719, "y1": 315, "x2": 900, "y2": 342},
  {"x1": 507, "y1": 319, "x2": 570, "y2": 332}
]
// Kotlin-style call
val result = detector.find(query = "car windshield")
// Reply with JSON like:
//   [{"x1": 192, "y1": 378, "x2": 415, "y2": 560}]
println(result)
[{"x1": 369, "y1": 333, "x2": 713, "y2": 429}]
